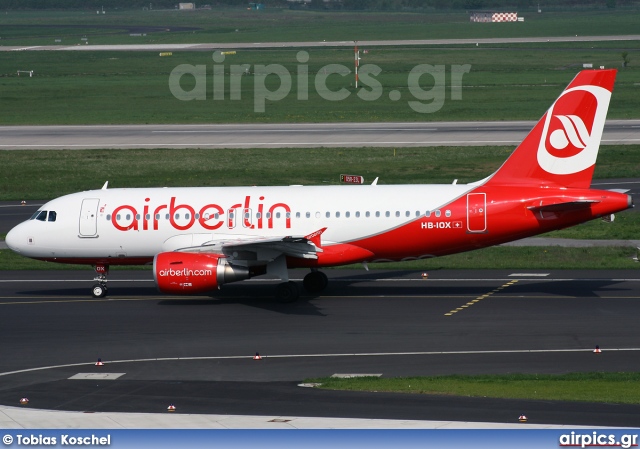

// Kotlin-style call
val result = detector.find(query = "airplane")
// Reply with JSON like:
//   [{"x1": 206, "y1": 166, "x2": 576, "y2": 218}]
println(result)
[{"x1": 5, "y1": 69, "x2": 632, "y2": 301}]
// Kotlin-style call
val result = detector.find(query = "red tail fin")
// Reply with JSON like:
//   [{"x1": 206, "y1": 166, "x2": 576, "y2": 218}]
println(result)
[{"x1": 484, "y1": 69, "x2": 616, "y2": 189}]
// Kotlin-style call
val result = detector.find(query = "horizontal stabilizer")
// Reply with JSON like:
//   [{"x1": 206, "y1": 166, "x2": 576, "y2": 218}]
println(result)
[{"x1": 527, "y1": 199, "x2": 599, "y2": 213}]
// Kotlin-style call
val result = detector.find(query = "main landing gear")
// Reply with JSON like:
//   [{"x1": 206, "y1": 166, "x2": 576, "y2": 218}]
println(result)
[
  {"x1": 91, "y1": 264, "x2": 109, "y2": 298},
  {"x1": 303, "y1": 270, "x2": 328, "y2": 293},
  {"x1": 276, "y1": 270, "x2": 328, "y2": 303}
]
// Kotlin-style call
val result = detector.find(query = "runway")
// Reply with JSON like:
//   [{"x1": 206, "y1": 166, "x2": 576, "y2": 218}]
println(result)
[
  {"x1": 1, "y1": 269, "x2": 640, "y2": 426},
  {"x1": 3, "y1": 34, "x2": 640, "y2": 52},
  {"x1": 1, "y1": 120, "x2": 640, "y2": 149}
]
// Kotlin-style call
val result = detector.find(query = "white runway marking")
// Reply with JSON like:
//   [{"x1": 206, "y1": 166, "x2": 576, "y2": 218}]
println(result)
[
  {"x1": 509, "y1": 273, "x2": 550, "y2": 277},
  {"x1": 0, "y1": 140, "x2": 522, "y2": 148},
  {"x1": 68, "y1": 373, "x2": 125, "y2": 380},
  {"x1": 151, "y1": 128, "x2": 439, "y2": 133},
  {"x1": 331, "y1": 374, "x2": 383, "y2": 378},
  {"x1": 2, "y1": 348, "x2": 640, "y2": 378}
]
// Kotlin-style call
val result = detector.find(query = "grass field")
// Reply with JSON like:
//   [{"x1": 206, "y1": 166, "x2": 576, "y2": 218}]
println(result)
[
  {"x1": 0, "y1": 45, "x2": 638, "y2": 124},
  {"x1": 0, "y1": 8, "x2": 639, "y2": 125},
  {"x1": 2, "y1": 145, "x2": 640, "y2": 199},
  {"x1": 307, "y1": 372, "x2": 640, "y2": 404},
  {"x1": 2, "y1": 9, "x2": 640, "y2": 46}
]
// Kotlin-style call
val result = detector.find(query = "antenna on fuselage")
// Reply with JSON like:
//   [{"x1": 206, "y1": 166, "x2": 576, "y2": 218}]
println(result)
[{"x1": 101, "y1": 181, "x2": 109, "y2": 190}]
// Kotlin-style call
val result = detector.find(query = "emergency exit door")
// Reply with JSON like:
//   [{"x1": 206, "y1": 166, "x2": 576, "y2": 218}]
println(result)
[
  {"x1": 79, "y1": 198, "x2": 100, "y2": 237},
  {"x1": 467, "y1": 193, "x2": 487, "y2": 233}
]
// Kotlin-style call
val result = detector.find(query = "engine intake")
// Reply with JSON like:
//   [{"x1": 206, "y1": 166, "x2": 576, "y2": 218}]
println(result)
[{"x1": 153, "y1": 252, "x2": 250, "y2": 294}]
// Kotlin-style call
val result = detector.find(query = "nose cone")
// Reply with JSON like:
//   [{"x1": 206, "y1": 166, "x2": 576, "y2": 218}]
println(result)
[{"x1": 5, "y1": 224, "x2": 24, "y2": 253}]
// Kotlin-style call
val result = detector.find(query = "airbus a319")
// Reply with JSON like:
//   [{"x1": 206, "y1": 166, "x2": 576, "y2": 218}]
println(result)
[{"x1": 6, "y1": 69, "x2": 631, "y2": 301}]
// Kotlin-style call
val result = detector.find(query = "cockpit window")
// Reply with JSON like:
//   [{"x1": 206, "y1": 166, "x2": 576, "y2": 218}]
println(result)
[{"x1": 30, "y1": 210, "x2": 56, "y2": 222}]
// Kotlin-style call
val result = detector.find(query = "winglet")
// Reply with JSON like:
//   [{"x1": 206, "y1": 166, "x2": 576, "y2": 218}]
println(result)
[
  {"x1": 101, "y1": 181, "x2": 109, "y2": 190},
  {"x1": 304, "y1": 227, "x2": 327, "y2": 248}
]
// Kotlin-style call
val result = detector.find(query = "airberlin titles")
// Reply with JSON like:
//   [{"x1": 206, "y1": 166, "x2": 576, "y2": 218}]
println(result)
[
  {"x1": 108, "y1": 194, "x2": 463, "y2": 233},
  {"x1": 110, "y1": 195, "x2": 291, "y2": 232}
]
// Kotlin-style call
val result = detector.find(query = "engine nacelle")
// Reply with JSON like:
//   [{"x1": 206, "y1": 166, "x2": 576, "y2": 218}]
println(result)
[{"x1": 153, "y1": 252, "x2": 250, "y2": 294}]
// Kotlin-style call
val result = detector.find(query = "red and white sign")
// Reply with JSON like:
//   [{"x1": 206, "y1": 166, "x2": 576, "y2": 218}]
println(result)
[{"x1": 340, "y1": 174, "x2": 364, "y2": 184}]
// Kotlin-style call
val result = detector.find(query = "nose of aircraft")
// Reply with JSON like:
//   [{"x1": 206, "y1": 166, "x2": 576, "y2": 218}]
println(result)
[{"x1": 5, "y1": 224, "x2": 23, "y2": 253}]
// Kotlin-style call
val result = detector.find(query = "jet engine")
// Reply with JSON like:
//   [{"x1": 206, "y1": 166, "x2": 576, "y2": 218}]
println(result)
[{"x1": 153, "y1": 252, "x2": 250, "y2": 294}]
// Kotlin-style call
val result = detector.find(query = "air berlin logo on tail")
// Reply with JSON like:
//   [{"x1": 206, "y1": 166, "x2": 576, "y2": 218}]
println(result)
[
  {"x1": 549, "y1": 115, "x2": 590, "y2": 150},
  {"x1": 537, "y1": 85, "x2": 611, "y2": 175}
]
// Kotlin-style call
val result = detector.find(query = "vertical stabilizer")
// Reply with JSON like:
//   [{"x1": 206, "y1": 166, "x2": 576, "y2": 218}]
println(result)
[{"x1": 484, "y1": 69, "x2": 616, "y2": 189}]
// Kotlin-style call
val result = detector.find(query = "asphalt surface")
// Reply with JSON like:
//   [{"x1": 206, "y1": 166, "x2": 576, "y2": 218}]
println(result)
[
  {"x1": 1, "y1": 121, "x2": 640, "y2": 149},
  {"x1": 3, "y1": 34, "x2": 640, "y2": 51},
  {"x1": 1, "y1": 269, "x2": 640, "y2": 426},
  {"x1": 2, "y1": 183, "x2": 640, "y2": 427}
]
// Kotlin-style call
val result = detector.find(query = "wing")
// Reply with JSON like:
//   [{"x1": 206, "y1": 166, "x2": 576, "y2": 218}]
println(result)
[{"x1": 161, "y1": 228, "x2": 327, "y2": 266}]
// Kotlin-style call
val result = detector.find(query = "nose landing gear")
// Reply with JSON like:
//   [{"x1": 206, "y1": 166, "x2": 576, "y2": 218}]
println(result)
[{"x1": 91, "y1": 263, "x2": 109, "y2": 298}]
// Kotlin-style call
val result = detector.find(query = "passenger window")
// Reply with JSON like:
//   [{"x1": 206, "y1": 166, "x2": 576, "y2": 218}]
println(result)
[
  {"x1": 107, "y1": 214, "x2": 111, "y2": 220},
  {"x1": 435, "y1": 210, "x2": 441, "y2": 217},
  {"x1": 326, "y1": 212, "x2": 330, "y2": 218},
  {"x1": 306, "y1": 212, "x2": 311, "y2": 218},
  {"x1": 336, "y1": 212, "x2": 340, "y2": 218},
  {"x1": 445, "y1": 210, "x2": 451, "y2": 217},
  {"x1": 375, "y1": 211, "x2": 380, "y2": 218},
  {"x1": 395, "y1": 211, "x2": 400, "y2": 217},
  {"x1": 405, "y1": 211, "x2": 410, "y2": 217},
  {"x1": 296, "y1": 212, "x2": 300, "y2": 218},
  {"x1": 426, "y1": 211, "x2": 431, "y2": 217},
  {"x1": 385, "y1": 211, "x2": 390, "y2": 218},
  {"x1": 356, "y1": 211, "x2": 360, "y2": 218},
  {"x1": 276, "y1": 212, "x2": 281, "y2": 219},
  {"x1": 366, "y1": 211, "x2": 370, "y2": 218},
  {"x1": 48, "y1": 211, "x2": 57, "y2": 222},
  {"x1": 346, "y1": 211, "x2": 350, "y2": 218}
]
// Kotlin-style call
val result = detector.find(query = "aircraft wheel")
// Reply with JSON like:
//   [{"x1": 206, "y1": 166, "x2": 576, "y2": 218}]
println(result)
[
  {"x1": 303, "y1": 271, "x2": 328, "y2": 293},
  {"x1": 92, "y1": 284, "x2": 107, "y2": 298},
  {"x1": 276, "y1": 281, "x2": 299, "y2": 303}
]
